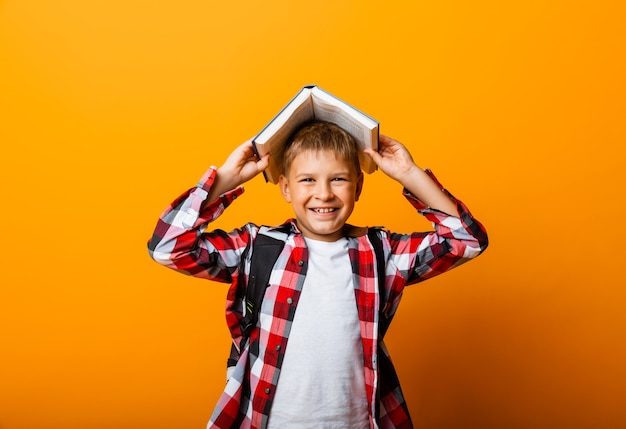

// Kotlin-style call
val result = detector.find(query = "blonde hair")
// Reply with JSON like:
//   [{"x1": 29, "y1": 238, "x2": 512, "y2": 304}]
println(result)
[{"x1": 279, "y1": 121, "x2": 361, "y2": 176}]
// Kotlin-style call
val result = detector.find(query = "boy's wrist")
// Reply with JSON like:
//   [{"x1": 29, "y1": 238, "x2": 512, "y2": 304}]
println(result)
[
  {"x1": 394, "y1": 164, "x2": 422, "y2": 187},
  {"x1": 203, "y1": 167, "x2": 241, "y2": 205},
  {"x1": 215, "y1": 166, "x2": 242, "y2": 192}
]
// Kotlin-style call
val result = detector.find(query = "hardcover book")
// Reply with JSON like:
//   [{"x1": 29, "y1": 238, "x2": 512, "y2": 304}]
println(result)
[{"x1": 252, "y1": 85, "x2": 379, "y2": 184}]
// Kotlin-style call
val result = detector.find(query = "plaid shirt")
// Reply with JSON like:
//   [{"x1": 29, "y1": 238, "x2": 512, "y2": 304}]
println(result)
[{"x1": 148, "y1": 167, "x2": 488, "y2": 429}]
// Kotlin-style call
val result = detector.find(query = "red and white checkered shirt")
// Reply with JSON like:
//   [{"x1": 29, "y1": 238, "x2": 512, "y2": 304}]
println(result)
[{"x1": 148, "y1": 167, "x2": 488, "y2": 429}]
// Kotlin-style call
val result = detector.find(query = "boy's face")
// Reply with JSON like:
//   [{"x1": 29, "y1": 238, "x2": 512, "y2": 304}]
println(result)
[{"x1": 279, "y1": 149, "x2": 363, "y2": 242}]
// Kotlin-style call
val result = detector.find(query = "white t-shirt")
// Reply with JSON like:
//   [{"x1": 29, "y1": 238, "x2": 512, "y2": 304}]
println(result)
[{"x1": 267, "y1": 237, "x2": 370, "y2": 429}]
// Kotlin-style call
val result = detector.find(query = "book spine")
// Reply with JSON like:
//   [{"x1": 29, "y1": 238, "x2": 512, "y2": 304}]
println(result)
[{"x1": 251, "y1": 140, "x2": 269, "y2": 183}]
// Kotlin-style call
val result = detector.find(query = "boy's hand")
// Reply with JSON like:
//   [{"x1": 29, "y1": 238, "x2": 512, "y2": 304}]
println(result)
[
  {"x1": 219, "y1": 140, "x2": 270, "y2": 187},
  {"x1": 364, "y1": 135, "x2": 419, "y2": 183},
  {"x1": 207, "y1": 140, "x2": 270, "y2": 202},
  {"x1": 364, "y1": 134, "x2": 459, "y2": 216}
]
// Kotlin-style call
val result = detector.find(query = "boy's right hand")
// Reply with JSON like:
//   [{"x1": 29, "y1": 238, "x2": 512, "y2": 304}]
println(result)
[
  {"x1": 207, "y1": 140, "x2": 270, "y2": 202},
  {"x1": 219, "y1": 140, "x2": 270, "y2": 187}
]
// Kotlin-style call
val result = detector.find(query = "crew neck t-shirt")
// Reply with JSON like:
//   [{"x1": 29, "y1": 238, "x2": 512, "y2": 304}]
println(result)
[{"x1": 266, "y1": 237, "x2": 369, "y2": 429}]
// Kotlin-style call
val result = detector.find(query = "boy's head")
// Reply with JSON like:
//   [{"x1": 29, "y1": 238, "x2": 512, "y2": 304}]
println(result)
[
  {"x1": 279, "y1": 121, "x2": 361, "y2": 177},
  {"x1": 278, "y1": 121, "x2": 364, "y2": 242}
]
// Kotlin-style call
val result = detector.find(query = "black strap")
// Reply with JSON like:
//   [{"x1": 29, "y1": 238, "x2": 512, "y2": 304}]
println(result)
[
  {"x1": 228, "y1": 230, "x2": 285, "y2": 368},
  {"x1": 367, "y1": 228, "x2": 389, "y2": 337},
  {"x1": 241, "y1": 233, "x2": 285, "y2": 335}
]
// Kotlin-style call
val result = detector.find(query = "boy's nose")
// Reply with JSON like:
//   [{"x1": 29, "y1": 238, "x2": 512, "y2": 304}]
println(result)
[{"x1": 316, "y1": 182, "x2": 334, "y2": 200}]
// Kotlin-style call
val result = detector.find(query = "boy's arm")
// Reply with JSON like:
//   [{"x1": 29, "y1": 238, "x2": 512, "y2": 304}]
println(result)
[
  {"x1": 147, "y1": 167, "x2": 246, "y2": 281},
  {"x1": 364, "y1": 135, "x2": 458, "y2": 216},
  {"x1": 365, "y1": 135, "x2": 487, "y2": 284},
  {"x1": 148, "y1": 141, "x2": 269, "y2": 281},
  {"x1": 398, "y1": 178, "x2": 488, "y2": 285}
]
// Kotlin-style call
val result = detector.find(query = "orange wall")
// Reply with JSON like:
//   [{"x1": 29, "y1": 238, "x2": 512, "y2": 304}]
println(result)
[{"x1": 1, "y1": 1, "x2": 625, "y2": 428}]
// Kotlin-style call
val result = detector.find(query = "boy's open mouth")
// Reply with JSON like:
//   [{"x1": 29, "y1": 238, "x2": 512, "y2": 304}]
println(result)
[{"x1": 311, "y1": 208, "x2": 337, "y2": 213}]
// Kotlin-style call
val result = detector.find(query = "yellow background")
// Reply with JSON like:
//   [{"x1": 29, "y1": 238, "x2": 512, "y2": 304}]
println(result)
[{"x1": 1, "y1": 1, "x2": 625, "y2": 428}]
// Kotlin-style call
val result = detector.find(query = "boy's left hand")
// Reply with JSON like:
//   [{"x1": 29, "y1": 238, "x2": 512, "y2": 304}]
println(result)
[
  {"x1": 364, "y1": 135, "x2": 419, "y2": 183},
  {"x1": 365, "y1": 134, "x2": 459, "y2": 216}
]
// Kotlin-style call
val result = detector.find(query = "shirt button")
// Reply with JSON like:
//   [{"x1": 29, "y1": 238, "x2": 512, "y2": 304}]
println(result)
[
  {"x1": 298, "y1": 260, "x2": 304, "y2": 266},
  {"x1": 275, "y1": 345, "x2": 281, "y2": 351},
  {"x1": 286, "y1": 297, "x2": 293, "y2": 304},
  {"x1": 265, "y1": 387, "x2": 271, "y2": 394}
]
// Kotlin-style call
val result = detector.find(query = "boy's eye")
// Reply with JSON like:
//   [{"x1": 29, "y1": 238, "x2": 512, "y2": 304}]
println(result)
[
  {"x1": 332, "y1": 177, "x2": 347, "y2": 182},
  {"x1": 299, "y1": 178, "x2": 314, "y2": 183}
]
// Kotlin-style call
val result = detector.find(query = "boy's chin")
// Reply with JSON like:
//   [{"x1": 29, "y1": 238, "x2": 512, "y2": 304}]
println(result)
[{"x1": 297, "y1": 224, "x2": 344, "y2": 242}]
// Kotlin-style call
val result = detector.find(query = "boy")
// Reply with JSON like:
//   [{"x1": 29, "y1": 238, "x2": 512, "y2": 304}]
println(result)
[{"x1": 148, "y1": 121, "x2": 488, "y2": 429}]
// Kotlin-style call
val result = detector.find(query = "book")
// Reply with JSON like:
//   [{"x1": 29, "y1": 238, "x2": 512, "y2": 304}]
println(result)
[{"x1": 252, "y1": 85, "x2": 380, "y2": 184}]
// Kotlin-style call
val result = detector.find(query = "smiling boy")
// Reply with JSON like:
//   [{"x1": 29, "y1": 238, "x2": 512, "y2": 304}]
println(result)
[
  {"x1": 148, "y1": 121, "x2": 488, "y2": 428},
  {"x1": 278, "y1": 122, "x2": 364, "y2": 242}
]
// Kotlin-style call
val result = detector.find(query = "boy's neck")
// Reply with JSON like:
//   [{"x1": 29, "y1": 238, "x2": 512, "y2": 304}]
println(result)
[{"x1": 293, "y1": 220, "x2": 367, "y2": 240}]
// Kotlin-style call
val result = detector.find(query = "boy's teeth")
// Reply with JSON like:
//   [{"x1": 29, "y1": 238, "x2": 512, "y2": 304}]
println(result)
[{"x1": 315, "y1": 208, "x2": 335, "y2": 213}]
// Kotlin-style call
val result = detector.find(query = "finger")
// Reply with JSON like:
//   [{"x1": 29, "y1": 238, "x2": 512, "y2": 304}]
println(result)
[
  {"x1": 256, "y1": 153, "x2": 271, "y2": 171},
  {"x1": 378, "y1": 135, "x2": 397, "y2": 152},
  {"x1": 379, "y1": 135, "x2": 397, "y2": 146},
  {"x1": 240, "y1": 140, "x2": 256, "y2": 156},
  {"x1": 364, "y1": 148, "x2": 383, "y2": 166},
  {"x1": 378, "y1": 135, "x2": 388, "y2": 149}
]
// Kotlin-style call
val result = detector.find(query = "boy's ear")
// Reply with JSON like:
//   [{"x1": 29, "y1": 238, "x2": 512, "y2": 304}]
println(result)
[
  {"x1": 279, "y1": 175, "x2": 292, "y2": 203},
  {"x1": 355, "y1": 173, "x2": 364, "y2": 202}
]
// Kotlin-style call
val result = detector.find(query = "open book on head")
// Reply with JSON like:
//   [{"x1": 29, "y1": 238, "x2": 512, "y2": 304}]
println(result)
[{"x1": 252, "y1": 85, "x2": 380, "y2": 184}]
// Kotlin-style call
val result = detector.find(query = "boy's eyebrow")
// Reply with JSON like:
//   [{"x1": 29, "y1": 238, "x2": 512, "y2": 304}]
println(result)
[{"x1": 294, "y1": 170, "x2": 353, "y2": 179}]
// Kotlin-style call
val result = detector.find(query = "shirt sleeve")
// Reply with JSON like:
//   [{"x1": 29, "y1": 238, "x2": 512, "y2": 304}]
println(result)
[
  {"x1": 147, "y1": 167, "x2": 252, "y2": 282},
  {"x1": 388, "y1": 169, "x2": 489, "y2": 285}
]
